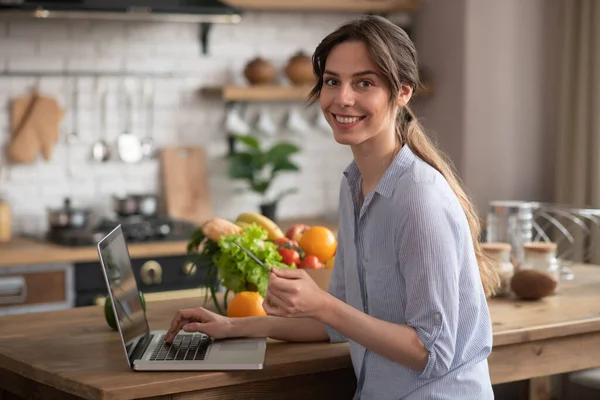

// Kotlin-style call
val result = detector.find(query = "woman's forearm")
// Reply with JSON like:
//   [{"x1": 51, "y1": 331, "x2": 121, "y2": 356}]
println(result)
[
  {"x1": 231, "y1": 315, "x2": 330, "y2": 342},
  {"x1": 318, "y1": 293, "x2": 429, "y2": 371}
]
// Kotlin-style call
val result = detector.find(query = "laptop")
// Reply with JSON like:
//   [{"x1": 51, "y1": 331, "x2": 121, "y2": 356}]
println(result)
[{"x1": 97, "y1": 224, "x2": 267, "y2": 371}]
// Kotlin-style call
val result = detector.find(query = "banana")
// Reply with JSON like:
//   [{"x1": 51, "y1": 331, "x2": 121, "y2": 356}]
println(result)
[
  {"x1": 235, "y1": 221, "x2": 253, "y2": 229},
  {"x1": 235, "y1": 212, "x2": 284, "y2": 241}
]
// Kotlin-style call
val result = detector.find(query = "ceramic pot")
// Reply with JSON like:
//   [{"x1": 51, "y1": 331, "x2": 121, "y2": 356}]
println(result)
[
  {"x1": 260, "y1": 202, "x2": 278, "y2": 223},
  {"x1": 284, "y1": 51, "x2": 315, "y2": 85},
  {"x1": 244, "y1": 57, "x2": 276, "y2": 85}
]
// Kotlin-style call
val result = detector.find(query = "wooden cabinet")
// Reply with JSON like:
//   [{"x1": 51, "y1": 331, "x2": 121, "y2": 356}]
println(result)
[{"x1": 0, "y1": 263, "x2": 74, "y2": 316}]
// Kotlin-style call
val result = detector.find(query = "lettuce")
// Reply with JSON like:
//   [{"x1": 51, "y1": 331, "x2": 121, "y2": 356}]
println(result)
[{"x1": 213, "y1": 223, "x2": 293, "y2": 297}]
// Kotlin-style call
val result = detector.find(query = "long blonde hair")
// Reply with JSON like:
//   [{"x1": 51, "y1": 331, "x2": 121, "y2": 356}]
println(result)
[{"x1": 308, "y1": 15, "x2": 500, "y2": 298}]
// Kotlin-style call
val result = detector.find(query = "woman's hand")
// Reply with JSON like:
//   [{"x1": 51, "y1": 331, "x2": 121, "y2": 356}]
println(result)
[
  {"x1": 263, "y1": 268, "x2": 328, "y2": 320},
  {"x1": 165, "y1": 307, "x2": 233, "y2": 342}
]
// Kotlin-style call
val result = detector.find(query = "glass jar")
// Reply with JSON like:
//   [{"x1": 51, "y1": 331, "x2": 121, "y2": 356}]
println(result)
[
  {"x1": 481, "y1": 242, "x2": 515, "y2": 297},
  {"x1": 520, "y1": 242, "x2": 560, "y2": 292},
  {"x1": 486, "y1": 201, "x2": 536, "y2": 268}
]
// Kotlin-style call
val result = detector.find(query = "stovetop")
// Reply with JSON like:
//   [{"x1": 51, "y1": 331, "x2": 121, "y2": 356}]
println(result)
[{"x1": 46, "y1": 215, "x2": 198, "y2": 247}]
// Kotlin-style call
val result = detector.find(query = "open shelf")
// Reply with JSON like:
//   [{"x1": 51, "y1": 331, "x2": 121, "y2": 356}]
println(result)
[
  {"x1": 223, "y1": 0, "x2": 419, "y2": 13},
  {"x1": 203, "y1": 82, "x2": 434, "y2": 103},
  {"x1": 202, "y1": 85, "x2": 313, "y2": 102}
]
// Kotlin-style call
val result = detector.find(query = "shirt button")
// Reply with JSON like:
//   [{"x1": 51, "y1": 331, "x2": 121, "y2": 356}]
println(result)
[{"x1": 434, "y1": 313, "x2": 441, "y2": 321}]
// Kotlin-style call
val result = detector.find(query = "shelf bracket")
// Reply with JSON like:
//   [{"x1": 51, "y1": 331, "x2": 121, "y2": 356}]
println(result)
[{"x1": 199, "y1": 22, "x2": 213, "y2": 55}]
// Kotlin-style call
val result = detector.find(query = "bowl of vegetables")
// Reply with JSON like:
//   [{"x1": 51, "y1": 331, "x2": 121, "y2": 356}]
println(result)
[
  {"x1": 187, "y1": 214, "x2": 338, "y2": 314},
  {"x1": 187, "y1": 216, "x2": 293, "y2": 315}
]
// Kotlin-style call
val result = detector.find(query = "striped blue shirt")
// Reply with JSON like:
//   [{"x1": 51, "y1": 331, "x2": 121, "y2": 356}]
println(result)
[{"x1": 326, "y1": 145, "x2": 494, "y2": 399}]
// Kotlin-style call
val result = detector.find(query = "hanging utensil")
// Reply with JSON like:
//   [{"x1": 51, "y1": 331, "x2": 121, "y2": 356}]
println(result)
[
  {"x1": 66, "y1": 78, "x2": 79, "y2": 145},
  {"x1": 140, "y1": 79, "x2": 155, "y2": 160},
  {"x1": 117, "y1": 78, "x2": 143, "y2": 163},
  {"x1": 91, "y1": 80, "x2": 111, "y2": 162}
]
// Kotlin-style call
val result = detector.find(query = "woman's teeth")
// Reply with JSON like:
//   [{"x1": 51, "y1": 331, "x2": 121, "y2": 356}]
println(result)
[{"x1": 335, "y1": 115, "x2": 363, "y2": 124}]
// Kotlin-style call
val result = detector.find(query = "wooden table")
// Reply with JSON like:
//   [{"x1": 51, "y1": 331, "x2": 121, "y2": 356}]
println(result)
[
  {"x1": 488, "y1": 264, "x2": 600, "y2": 399},
  {"x1": 0, "y1": 264, "x2": 599, "y2": 400}
]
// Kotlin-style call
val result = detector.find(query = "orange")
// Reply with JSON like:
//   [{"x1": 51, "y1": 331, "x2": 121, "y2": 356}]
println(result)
[
  {"x1": 298, "y1": 226, "x2": 337, "y2": 263},
  {"x1": 226, "y1": 291, "x2": 267, "y2": 318}
]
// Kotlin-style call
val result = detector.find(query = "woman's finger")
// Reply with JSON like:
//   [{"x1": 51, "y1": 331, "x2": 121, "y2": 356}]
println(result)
[
  {"x1": 269, "y1": 274, "x2": 304, "y2": 294},
  {"x1": 166, "y1": 308, "x2": 199, "y2": 341},
  {"x1": 182, "y1": 322, "x2": 207, "y2": 333},
  {"x1": 268, "y1": 280, "x2": 299, "y2": 298},
  {"x1": 271, "y1": 267, "x2": 305, "y2": 279},
  {"x1": 263, "y1": 292, "x2": 287, "y2": 316}
]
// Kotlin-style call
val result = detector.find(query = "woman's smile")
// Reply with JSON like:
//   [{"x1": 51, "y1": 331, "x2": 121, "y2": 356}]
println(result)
[{"x1": 330, "y1": 113, "x2": 367, "y2": 130}]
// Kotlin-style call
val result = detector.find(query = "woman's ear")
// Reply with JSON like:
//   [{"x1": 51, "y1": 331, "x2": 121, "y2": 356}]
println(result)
[{"x1": 396, "y1": 83, "x2": 413, "y2": 107}]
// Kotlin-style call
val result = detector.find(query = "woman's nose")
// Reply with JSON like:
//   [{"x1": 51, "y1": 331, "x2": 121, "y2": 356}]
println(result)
[{"x1": 334, "y1": 85, "x2": 355, "y2": 107}]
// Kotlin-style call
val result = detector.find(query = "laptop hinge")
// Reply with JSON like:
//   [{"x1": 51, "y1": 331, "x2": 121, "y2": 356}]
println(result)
[{"x1": 129, "y1": 333, "x2": 154, "y2": 367}]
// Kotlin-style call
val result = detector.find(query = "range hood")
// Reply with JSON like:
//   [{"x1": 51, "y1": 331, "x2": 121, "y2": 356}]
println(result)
[{"x1": 0, "y1": 0, "x2": 243, "y2": 23}]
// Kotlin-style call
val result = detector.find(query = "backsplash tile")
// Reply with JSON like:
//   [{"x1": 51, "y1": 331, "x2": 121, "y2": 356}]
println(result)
[{"x1": 0, "y1": 12, "x2": 354, "y2": 235}]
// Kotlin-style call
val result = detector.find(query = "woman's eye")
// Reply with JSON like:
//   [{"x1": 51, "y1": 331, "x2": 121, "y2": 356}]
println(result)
[
  {"x1": 324, "y1": 78, "x2": 338, "y2": 86},
  {"x1": 357, "y1": 80, "x2": 373, "y2": 88}
]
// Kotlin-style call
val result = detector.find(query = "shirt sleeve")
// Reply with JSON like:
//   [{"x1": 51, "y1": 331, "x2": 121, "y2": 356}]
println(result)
[
  {"x1": 397, "y1": 184, "x2": 462, "y2": 379},
  {"x1": 324, "y1": 226, "x2": 348, "y2": 343}
]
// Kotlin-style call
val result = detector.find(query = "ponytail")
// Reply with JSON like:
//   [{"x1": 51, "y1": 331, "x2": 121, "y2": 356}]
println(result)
[{"x1": 397, "y1": 107, "x2": 500, "y2": 298}]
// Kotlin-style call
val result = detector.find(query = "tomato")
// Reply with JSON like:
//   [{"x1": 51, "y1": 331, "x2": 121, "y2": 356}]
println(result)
[
  {"x1": 279, "y1": 241, "x2": 304, "y2": 258},
  {"x1": 299, "y1": 255, "x2": 323, "y2": 269},
  {"x1": 274, "y1": 237, "x2": 292, "y2": 247},
  {"x1": 278, "y1": 247, "x2": 300, "y2": 267}
]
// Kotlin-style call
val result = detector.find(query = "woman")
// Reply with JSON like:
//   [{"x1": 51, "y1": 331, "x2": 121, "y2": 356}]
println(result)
[{"x1": 166, "y1": 15, "x2": 500, "y2": 399}]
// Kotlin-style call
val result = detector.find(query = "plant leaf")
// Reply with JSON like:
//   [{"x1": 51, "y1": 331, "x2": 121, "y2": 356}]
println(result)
[
  {"x1": 272, "y1": 159, "x2": 300, "y2": 175},
  {"x1": 228, "y1": 152, "x2": 255, "y2": 180},
  {"x1": 233, "y1": 134, "x2": 261, "y2": 152},
  {"x1": 251, "y1": 180, "x2": 270, "y2": 194},
  {"x1": 266, "y1": 143, "x2": 300, "y2": 163}
]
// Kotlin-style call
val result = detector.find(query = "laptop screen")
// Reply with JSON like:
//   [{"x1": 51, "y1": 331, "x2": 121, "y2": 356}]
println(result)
[{"x1": 98, "y1": 226, "x2": 150, "y2": 352}]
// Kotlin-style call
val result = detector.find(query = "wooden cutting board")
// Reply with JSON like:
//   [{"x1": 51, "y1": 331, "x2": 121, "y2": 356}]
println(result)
[
  {"x1": 160, "y1": 146, "x2": 213, "y2": 226},
  {"x1": 8, "y1": 93, "x2": 63, "y2": 164}
]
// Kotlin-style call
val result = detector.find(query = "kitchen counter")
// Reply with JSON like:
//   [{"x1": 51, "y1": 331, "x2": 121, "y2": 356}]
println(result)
[
  {"x1": 0, "y1": 217, "x2": 339, "y2": 268},
  {"x1": 0, "y1": 237, "x2": 190, "y2": 267},
  {"x1": 0, "y1": 264, "x2": 599, "y2": 400}
]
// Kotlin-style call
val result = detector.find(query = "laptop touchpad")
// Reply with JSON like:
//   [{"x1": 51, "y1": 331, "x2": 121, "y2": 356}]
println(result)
[{"x1": 218, "y1": 341, "x2": 259, "y2": 351}]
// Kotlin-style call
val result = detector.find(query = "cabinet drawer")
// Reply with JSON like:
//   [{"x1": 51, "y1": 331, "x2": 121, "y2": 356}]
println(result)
[{"x1": 0, "y1": 263, "x2": 74, "y2": 316}]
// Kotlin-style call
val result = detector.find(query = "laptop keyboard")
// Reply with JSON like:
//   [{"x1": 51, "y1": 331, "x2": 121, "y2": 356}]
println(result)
[{"x1": 150, "y1": 333, "x2": 212, "y2": 361}]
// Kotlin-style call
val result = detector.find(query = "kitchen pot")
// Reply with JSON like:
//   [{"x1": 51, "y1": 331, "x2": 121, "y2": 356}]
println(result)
[
  {"x1": 113, "y1": 194, "x2": 158, "y2": 217},
  {"x1": 47, "y1": 198, "x2": 91, "y2": 230}
]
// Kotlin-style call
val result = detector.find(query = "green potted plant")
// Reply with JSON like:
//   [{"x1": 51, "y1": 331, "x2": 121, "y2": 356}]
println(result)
[{"x1": 228, "y1": 134, "x2": 301, "y2": 222}]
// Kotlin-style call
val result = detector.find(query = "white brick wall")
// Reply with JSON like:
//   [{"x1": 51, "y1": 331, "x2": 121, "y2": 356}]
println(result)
[{"x1": 0, "y1": 12, "x2": 356, "y2": 235}]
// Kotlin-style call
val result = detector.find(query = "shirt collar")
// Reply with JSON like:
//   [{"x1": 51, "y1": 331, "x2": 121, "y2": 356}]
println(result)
[{"x1": 343, "y1": 144, "x2": 415, "y2": 199}]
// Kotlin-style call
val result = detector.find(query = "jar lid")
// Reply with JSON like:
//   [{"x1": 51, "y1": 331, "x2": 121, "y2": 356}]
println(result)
[
  {"x1": 523, "y1": 242, "x2": 557, "y2": 252},
  {"x1": 489, "y1": 200, "x2": 537, "y2": 215},
  {"x1": 481, "y1": 242, "x2": 512, "y2": 252}
]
